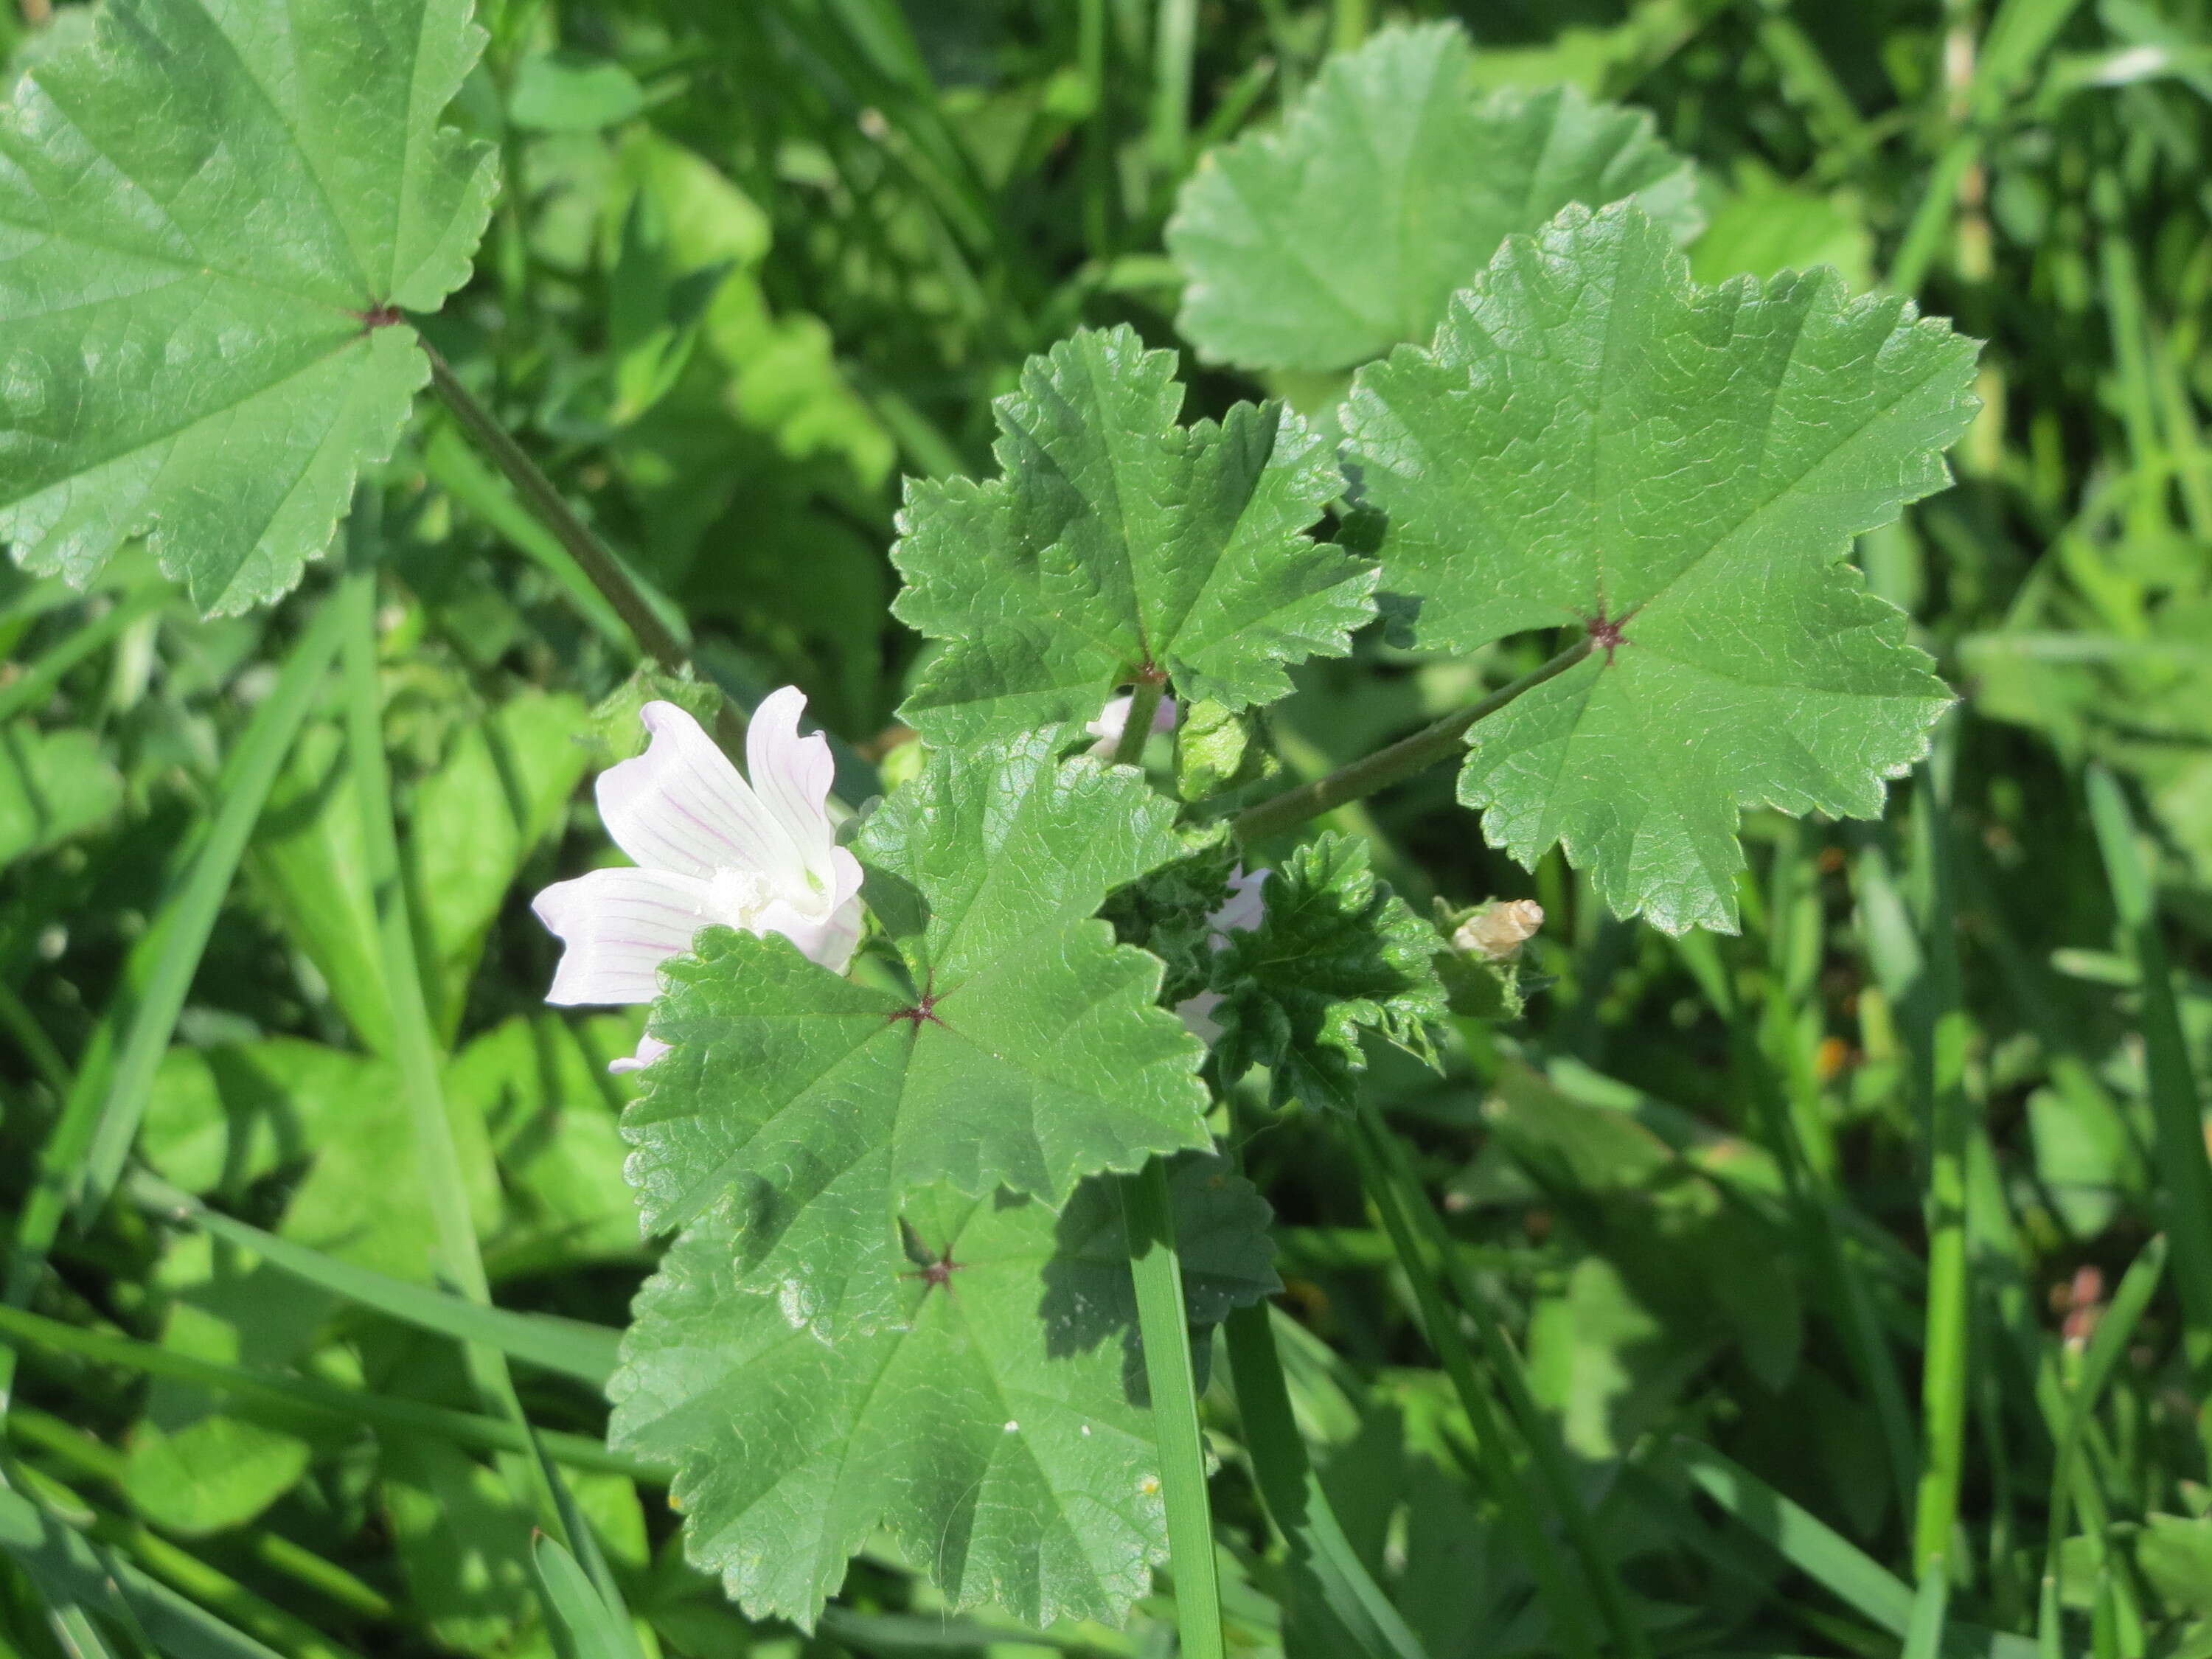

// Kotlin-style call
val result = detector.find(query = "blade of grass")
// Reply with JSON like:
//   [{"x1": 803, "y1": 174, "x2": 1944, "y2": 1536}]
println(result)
[
  {"x1": 335, "y1": 511, "x2": 558, "y2": 1531},
  {"x1": 67, "y1": 597, "x2": 352, "y2": 1218},
  {"x1": 0, "y1": 1485, "x2": 285, "y2": 1659},
  {"x1": 1, "y1": 590, "x2": 351, "y2": 1419},
  {"x1": 1222, "y1": 1303, "x2": 1430, "y2": 1659},
  {"x1": 2083, "y1": 767, "x2": 2212, "y2": 1391},
  {"x1": 527, "y1": 1431, "x2": 630, "y2": 1617},
  {"x1": 4, "y1": 1406, "x2": 394, "y2": 1623},
  {"x1": 0, "y1": 582, "x2": 171, "y2": 728},
  {"x1": 1902, "y1": 1570, "x2": 1951, "y2": 1659},
  {"x1": 85, "y1": 1511, "x2": 367, "y2": 1659},
  {"x1": 1357, "y1": 1100, "x2": 1649, "y2": 1659},
  {"x1": 125, "y1": 1172, "x2": 620, "y2": 1388},
  {"x1": 1342, "y1": 1111, "x2": 1601, "y2": 1659},
  {"x1": 0, "y1": 1304, "x2": 651, "y2": 1480},
  {"x1": 534, "y1": 1537, "x2": 641, "y2": 1659},
  {"x1": 1149, "y1": 0, "x2": 1197, "y2": 180},
  {"x1": 1121, "y1": 1157, "x2": 1225, "y2": 1659},
  {"x1": 1676, "y1": 1441, "x2": 2052, "y2": 1659},
  {"x1": 2038, "y1": 1234, "x2": 2164, "y2": 1659},
  {"x1": 1908, "y1": 739, "x2": 1973, "y2": 1585}
]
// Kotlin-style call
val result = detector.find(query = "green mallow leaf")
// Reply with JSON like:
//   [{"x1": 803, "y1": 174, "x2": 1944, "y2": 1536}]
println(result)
[
  {"x1": 0, "y1": 0, "x2": 498, "y2": 613},
  {"x1": 622, "y1": 733, "x2": 1214, "y2": 1333},
  {"x1": 1347, "y1": 204, "x2": 1975, "y2": 933},
  {"x1": 1214, "y1": 833, "x2": 1446, "y2": 1112},
  {"x1": 891, "y1": 326, "x2": 1374, "y2": 744},
  {"x1": 608, "y1": 1157, "x2": 1279, "y2": 1630},
  {"x1": 1166, "y1": 21, "x2": 1699, "y2": 375}
]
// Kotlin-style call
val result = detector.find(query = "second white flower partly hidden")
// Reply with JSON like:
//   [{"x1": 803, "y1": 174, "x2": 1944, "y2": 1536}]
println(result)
[{"x1": 532, "y1": 688, "x2": 864, "y2": 1072}]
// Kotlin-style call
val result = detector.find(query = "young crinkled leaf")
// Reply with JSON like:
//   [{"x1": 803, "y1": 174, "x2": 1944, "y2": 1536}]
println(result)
[
  {"x1": 1166, "y1": 21, "x2": 1699, "y2": 375},
  {"x1": 0, "y1": 0, "x2": 498, "y2": 613},
  {"x1": 621, "y1": 731, "x2": 1213, "y2": 1333},
  {"x1": 1348, "y1": 204, "x2": 1976, "y2": 933},
  {"x1": 891, "y1": 326, "x2": 1374, "y2": 744},
  {"x1": 1212, "y1": 833, "x2": 1447, "y2": 1111},
  {"x1": 610, "y1": 1158, "x2": 1278, "y2": 1630}
]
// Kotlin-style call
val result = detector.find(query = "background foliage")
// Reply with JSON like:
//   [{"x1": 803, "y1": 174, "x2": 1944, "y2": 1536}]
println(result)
[{"x1": 4, "y1": 0, "x2": 2212, "y2": 1656}]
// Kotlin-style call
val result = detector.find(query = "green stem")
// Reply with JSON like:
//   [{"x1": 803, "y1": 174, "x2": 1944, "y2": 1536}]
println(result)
[
  {"x1": 1110, "y1": 675, "x2": 1167, "y2": 770},
  {"x1": 1148, "y1": 0, "x2": 1197, "y2": 181},
  {"x1": 0, "y1": 979, "x2": 71, "y2": 1102},
  {"x1": 1359, "y1": 1103, "x2": 1650, "y2": 1659},
  {"x1": 1079, "y1": 0, "x2": 1112, "y2": 258},
  {"x1": 336, "y1": 514, "x2": 555, "y2": 1533},
  {"x1": 420, "y1": 341, "x2": 749, "y2": 757},
  {"x1": 1910, "y1": 746, "x2": 1972, "y2": 1582},
  {"x1": 1343, "y1": 1116, "x2": 1601, "y2": 1659},
  {"x1": 1122, "y1": 1158, "x2": 1223, "y2": 1659},
  {"x1": 1223, "y1": 1305, "x2": 1430, "y2": 1659},
  {"x1": 1231, "y1": 640, "x2": 1591, "y2": 844}
]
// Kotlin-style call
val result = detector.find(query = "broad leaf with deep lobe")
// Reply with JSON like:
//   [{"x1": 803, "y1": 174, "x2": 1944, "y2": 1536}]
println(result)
[
  {"x1": 1167, "y1": 21, "x2": 1699, "y2": 375},
  {"x1": 0, "y1": 0, "x2": 498, "y2": 613},
  {"x1": 1347, "y1": 204, "x2": 1975, "y2": 933},
  {"x1": 1212, "y1": 833, "x2": 1447, "y2": 1111},
  {"x1": 621, "y1": 733, "x2": 1213, "y2": 1333},
  {"x1": 608, "y1": 1158, "x2": 1279, "y2": 1630},
  {"x1": 892, "y1": 327, "x2": 1374, "y2": 744}
]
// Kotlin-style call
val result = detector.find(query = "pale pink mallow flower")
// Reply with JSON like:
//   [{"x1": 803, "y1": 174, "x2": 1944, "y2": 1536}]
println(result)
[
  {"x1": 532, "y1": 689, "x2": 865, "y2": 1073},
  {"x1": 1178, "y1": 865, "x2": 1268, "y2": 1043},
  {"x1": 1087, "y1": 690, "x2": 1178, "y2": 757}
]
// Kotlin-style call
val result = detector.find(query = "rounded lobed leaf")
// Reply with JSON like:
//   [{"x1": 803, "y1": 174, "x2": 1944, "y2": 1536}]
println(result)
[
  {"x1": 1167, "y1": 21, "x2": 1700, "y2": 375},
  {"x1": 1211, "y1": 832, "x2": 1448, "y2": 1111},
  {"x1": 1345, "y1": 202, "x2": 1977, "y2": 933},
  {"x1": 891, "y1": 326, "x2": 1374, "y2": 745},
  {"x1": 0, "y1": 0, "x2": 498, "y2": 613},
  {"x1": 620, "y1": 734, "x2": 1215, "y2": 1334},
  {"x1": 608, "y1": 1158, "x2": 1279, "y2": 1631}
]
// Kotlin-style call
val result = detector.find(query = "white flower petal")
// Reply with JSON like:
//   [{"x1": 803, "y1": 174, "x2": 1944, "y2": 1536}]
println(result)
[
  {"x1": 533, "y1": 866, "x2": 717, "y2": 1005},
  {"x1": 745, "y1": 687, "x2": 841, "y2": 880},
  {"x1": 609, "y1": 1033, "x2": 671, "y2": 1075},
  {"x1": 597, "y1": 701, "x2": 810, "y2": 888},
  {"x1": 1085, "y1": 691, "x2": 1179, "y2": 756},
  {"x1": 1208, "y1": 865, "x2": 1269, "y2": 942},
  {"x1": 1178, "y1": 990, "x2": 1225, "y2": 1043},
  {"x1": 754, "y1": 846, "x2": 866, "y2": 971}
]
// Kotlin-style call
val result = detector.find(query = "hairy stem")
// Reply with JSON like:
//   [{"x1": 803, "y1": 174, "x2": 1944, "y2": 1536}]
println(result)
[
  {"x1": 1231, "y1": 638, "x2": 1592, "y2": 844},
  {"x1": 1123, "y1": 1158, "x2": 1225, "y2": 1659},
  {"x1": 1110, "y1": 675, "x2": 1167, "y2": 770},
  {"x1": 421, "y1": 341, "x2": 750, "y2": 755}
]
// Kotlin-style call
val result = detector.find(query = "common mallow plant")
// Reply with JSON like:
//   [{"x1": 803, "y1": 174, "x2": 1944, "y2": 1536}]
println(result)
[{"x1": 0, "y1": 2, "x2": 1978, "y2": 1651}]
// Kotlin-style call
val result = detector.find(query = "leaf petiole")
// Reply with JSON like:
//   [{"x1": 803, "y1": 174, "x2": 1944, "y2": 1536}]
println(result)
[
  {"x1": 1110, "y1": 675, "x2": 1168, "y2": 769},
  {"x1": 1229, "y1": 636, "x2": 1593, "y2": 844},
  {"x1": 420, "y1": 341, "x2": 752, "y2": 757}
]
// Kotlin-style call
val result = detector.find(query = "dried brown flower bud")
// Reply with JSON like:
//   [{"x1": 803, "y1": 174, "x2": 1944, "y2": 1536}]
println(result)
[{"x1": 1453, "y1": 899, "x2": 1544, "y2": 961}]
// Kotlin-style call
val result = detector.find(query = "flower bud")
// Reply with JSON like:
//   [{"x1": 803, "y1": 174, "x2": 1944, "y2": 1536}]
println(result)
[{"x1": 1453, "y1": 899, "x2": 1544, "y2": 961}]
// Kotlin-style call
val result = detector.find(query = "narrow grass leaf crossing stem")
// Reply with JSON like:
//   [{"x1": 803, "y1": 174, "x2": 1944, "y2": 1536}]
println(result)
[
  {"x1": 338, "y1": 510, "x2": 558, "y2": 1535},
  {"x1": 1121, "y1": 1159, "x2": 1226, "y2": 1659}
]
